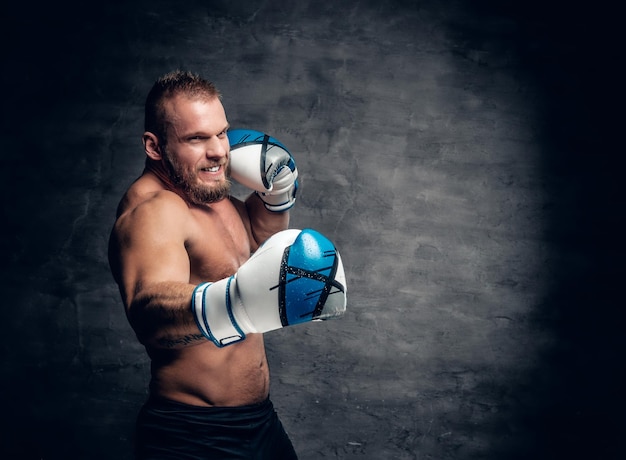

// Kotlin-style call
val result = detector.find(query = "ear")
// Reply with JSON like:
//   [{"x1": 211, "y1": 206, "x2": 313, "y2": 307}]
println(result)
[{"x1": 143, "y1": 132, "x2": 162, "y2": 160}]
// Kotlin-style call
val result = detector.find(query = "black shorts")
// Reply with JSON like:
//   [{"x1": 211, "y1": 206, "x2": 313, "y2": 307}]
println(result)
[{"x1": 135, "y1": 396, "x2": 298, "y2": 460}]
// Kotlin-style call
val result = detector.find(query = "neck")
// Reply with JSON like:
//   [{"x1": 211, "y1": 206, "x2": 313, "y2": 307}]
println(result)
[{"x1": 144, "y1": 158, "x2": 189, "y2": 204}]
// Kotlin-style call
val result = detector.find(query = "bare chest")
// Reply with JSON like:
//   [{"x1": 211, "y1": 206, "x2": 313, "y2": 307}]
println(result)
[{"x1": 186, "y1": 203, "x2": 251, "y2": 283}]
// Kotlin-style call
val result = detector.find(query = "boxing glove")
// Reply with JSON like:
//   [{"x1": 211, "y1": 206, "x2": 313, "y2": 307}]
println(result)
[
  {"x1": 192, "y1": 228, "x2": 346, "y2": 347},
  {"x1": 227, "y1": 129, "x2": 298, "y2": 212}
]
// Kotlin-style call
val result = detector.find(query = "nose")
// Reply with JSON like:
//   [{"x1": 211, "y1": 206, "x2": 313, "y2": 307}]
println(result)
[{"x1": 206, "y1": 136, "x2": 228, "y2": 159}]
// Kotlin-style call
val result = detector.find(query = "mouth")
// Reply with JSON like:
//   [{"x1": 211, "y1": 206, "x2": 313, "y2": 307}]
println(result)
[
  {"x1": 197, "y1": 163, "x2": 228, "y2": 183},
  {"x1": 200, "y1": 165, "x2": 221, "y2": 173}
]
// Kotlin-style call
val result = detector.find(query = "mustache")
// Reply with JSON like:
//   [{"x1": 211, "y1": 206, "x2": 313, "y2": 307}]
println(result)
[{"x1": 197, "y1": 158, "x2": 229, "y2": 169}]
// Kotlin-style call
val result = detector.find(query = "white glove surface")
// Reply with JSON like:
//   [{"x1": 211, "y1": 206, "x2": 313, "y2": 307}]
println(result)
[{"x1": 227, "y1": 129, "x2": 299, "y2": 212}]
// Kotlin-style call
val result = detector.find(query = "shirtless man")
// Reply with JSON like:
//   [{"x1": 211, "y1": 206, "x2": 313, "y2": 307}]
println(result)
[{"x1": 107, "y1": 71, "x2": 340, "y2": 459}]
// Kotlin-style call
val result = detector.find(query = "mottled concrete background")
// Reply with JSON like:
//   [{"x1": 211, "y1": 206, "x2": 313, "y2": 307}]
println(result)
[{"x1": 1, "y1": 1, "x2": 621, "y2": 459}]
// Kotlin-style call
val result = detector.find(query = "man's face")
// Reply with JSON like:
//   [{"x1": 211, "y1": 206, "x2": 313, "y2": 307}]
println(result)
[{"x1": 160, "y1": 95, "x2": 231, "y2": 204}]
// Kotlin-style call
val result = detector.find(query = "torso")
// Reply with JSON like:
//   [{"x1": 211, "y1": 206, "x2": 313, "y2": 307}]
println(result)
[{"x1": 114, "y1": 171, "x2": 270, "y2": 407}]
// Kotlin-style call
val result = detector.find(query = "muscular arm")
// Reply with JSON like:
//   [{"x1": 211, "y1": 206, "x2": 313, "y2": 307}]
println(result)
[
  {"x1": 241, "y1": 192, "x2": 290, "y2": 251},
  {"x1": 109, "y1": 192, "x2": 203, "y2": 349},
  {"x1": 127, "y1": 281, "x2": 202, "y2": 349}
]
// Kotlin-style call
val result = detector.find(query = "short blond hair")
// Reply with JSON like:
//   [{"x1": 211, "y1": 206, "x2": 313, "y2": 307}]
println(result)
[{"x1": 144, "y1": 70, "x2": 221, "y2": 144}]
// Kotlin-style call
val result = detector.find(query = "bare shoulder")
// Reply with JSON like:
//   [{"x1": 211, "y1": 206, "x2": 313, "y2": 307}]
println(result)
[
  {"x1": 117, "y1": 190, "x2": 188, "y2": 233},
  {"x1": 110, "y1": 176, "x2": 195, "y2": 256},
  {"x1": 108, "y1": 178, "x2": 195, "y2": 287},
  {"x1": 117, "y1": 173, "x2": 183, "y2": 214}
]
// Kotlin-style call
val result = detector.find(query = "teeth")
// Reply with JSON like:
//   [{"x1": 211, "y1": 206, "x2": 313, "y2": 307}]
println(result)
[{"x1": 203, "y1": 166, "x2": 220, "y2": 172}]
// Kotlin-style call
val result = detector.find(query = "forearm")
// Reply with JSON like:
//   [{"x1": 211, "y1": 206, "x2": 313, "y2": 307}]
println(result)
[
  {"x1": 128, "y1": 281, "x2": 204, "y2": 349},
  {"x1": 245, "y1": 192, "x2": 290, "y2": 247}
]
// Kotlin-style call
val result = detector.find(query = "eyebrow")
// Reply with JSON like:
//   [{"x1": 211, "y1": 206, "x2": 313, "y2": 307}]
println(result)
[{"x1": 185, "y1": 124, "x2": 230, "y2": 138}]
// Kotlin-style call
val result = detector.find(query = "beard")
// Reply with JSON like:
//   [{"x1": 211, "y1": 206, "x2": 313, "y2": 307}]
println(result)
[{"x1": 162, "y1": 148, "x2": 231, "y2": 204}]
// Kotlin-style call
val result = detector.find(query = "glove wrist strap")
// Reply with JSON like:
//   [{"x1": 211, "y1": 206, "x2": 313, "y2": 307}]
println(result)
[{"x1": 191, "y1": 279, "x2": 246, "y2": 348}]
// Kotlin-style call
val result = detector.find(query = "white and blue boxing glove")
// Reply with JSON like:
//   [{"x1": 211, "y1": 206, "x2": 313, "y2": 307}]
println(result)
[
  {"x1": 192, "y1": 228, "x2": 346, "y2": 347},
  {"x1": 227, "y1": 129, "x2": 299, "y2": 212}
]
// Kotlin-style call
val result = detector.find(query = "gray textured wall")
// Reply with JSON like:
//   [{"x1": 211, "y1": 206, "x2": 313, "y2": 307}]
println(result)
[{"x1": 2, "y1": 1, "x2": 621, "y2": 459}]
